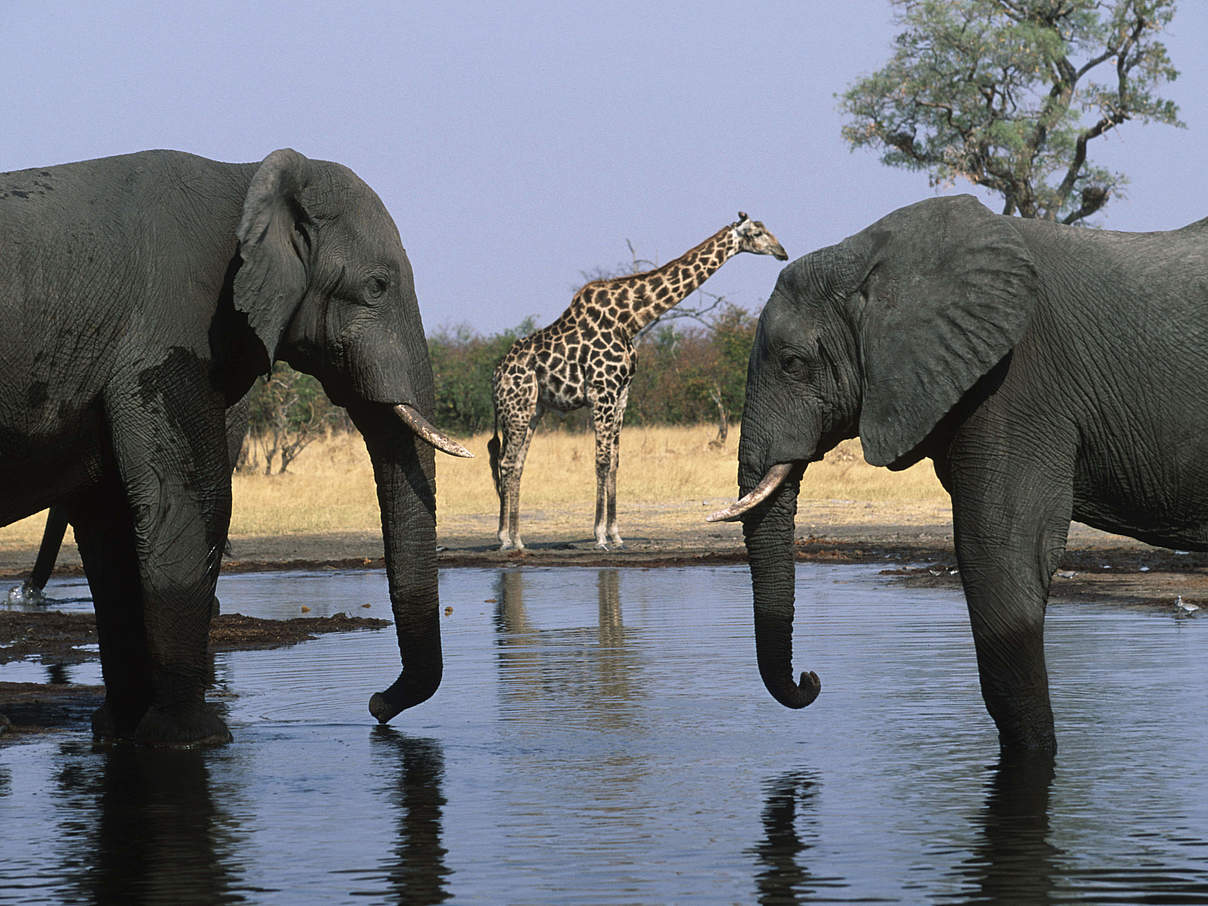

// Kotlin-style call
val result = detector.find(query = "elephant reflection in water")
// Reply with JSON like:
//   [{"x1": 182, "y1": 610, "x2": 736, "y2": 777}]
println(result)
[
  {"x1": 956, "y1": 754, "x2": 1058, "y2": 904},
  {"x1": 749, "y1": 757, "x2": 1056, "y2": 904},
  {"x1": 371, "y1": 729, "x2": 451, "y2": 904},
  {"x1": 55, "y1": 745, "x2": 240, "y2": 903},
  {"x1": 749, "y1": 771, "x2": 847, "y2": 903},
  {"x1": 492, "y1": 568, "x2": 637, "y2": 721},
  {"x1": 963, "y1": 760, "x2": 1208, "y2": 899}
]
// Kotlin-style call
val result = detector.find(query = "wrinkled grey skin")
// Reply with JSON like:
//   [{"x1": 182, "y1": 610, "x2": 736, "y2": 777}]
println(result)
[
  {"x1": 0, "y1": 149, "x2": 448, "y2": 746},
  {"x1": 8, "y1": 399, "x2": 251, "y2": 606},
  {"x1": 732, "y1": 195, "x2": 1208, "y2": 753}
]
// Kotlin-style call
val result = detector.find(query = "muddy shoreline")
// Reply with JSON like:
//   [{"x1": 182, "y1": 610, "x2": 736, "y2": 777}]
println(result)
[
  {"x1": 3, "y1": 518, "x2": 1206, "y2": 607},
  {"x1": 0, "y1": 611, "x2": 388, "y2": 738}
]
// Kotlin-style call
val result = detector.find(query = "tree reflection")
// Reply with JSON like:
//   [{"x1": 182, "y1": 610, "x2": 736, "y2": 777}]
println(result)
[
  {"x1": 749, "y1": 770, "x2": 847, "y2": 904},
  {"x1": 56, "y1": 745, "x2": 242, "y2": 904},
  {"x1": 371, "y1": 728, "x2": 451, "y2": 905}
]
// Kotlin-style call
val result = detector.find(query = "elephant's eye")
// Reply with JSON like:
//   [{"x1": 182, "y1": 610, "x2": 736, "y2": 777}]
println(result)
[
  {"x1": 779, "y1": 351, "x2": 810, "y2": 381},
  {"x1": 365, "y1": 272, "x2": 390, "y2": 300}
]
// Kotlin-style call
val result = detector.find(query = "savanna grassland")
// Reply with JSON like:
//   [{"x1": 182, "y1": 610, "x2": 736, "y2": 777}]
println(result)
[{"x1": 0, "y1": 426, "x2": 953, "y2": 561}]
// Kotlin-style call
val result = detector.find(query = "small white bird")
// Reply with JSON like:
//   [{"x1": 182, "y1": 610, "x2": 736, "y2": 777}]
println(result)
[{"x1": 1175, "y1": 596, "x2": 1200, "y2": 619}]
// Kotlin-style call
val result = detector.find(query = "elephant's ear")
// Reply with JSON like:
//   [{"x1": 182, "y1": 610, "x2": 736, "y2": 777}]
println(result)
[
  {"x1": 233, "y1": 148, "x2": 312, "y2": 368},
  {"x1": 853, "y1": 195, "x2": 1039, "y2": 466}
]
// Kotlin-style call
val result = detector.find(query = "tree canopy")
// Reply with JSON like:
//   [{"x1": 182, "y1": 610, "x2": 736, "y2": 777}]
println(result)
[{"x1": 840, "y1": 0, "x2": 1182, "y2": 223}]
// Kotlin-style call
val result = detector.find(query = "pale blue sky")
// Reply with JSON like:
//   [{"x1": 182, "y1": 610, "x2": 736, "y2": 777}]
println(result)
[{"x1": 4, "y1": 1, "x2": 1205, "y2": 335}]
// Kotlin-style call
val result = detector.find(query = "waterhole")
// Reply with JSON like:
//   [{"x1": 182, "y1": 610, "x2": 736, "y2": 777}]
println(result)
[{"x1": 2, "y1": 564, "x2": 1207, "y2": 903}]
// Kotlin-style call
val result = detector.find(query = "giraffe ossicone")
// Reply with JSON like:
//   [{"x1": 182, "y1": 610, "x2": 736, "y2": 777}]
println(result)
[{"x1": 489, "y1": 214, "x2": 788, "y2": 551}]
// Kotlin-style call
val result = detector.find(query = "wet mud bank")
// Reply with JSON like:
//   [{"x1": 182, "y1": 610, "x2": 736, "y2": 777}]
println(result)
[
  {"x1": 0, "y1": 611, "x2": 386, "y2": 739},
  {"x1": 4, "y1": 521, "x2": 1206, "y2": 608},
  {"x1": 870, "y1": 542, "x2": 1208, "y2": 611}
]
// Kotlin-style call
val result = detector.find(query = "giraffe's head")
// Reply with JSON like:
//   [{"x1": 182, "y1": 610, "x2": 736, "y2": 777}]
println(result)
[{"x1": 732, "y1": 212, "x2": 789, "y2": 260}]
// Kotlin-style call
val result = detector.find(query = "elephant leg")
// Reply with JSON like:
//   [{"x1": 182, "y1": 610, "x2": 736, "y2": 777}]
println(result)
[
  {"x1": 70, "y1": 482, "x2": 154, "y2": 739},
  {"x1": 947, "y1": 426, "x2": 1074, "y2": 754},
  {"x1": 106, "y1": 381, "x2": 233, "y2": 746}
]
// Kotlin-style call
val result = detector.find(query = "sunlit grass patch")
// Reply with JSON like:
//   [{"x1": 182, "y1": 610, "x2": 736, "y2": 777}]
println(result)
[{"x1": 0, "y1": 427, "x2": 950, "y2": 551}]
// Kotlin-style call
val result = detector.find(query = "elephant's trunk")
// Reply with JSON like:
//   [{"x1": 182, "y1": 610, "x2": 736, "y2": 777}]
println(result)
[
  {"x1": 350, "y1": 403, "x2": 443, "y2": 722},
  {"x1": 740, "y1": 461, "x2": 820, "y2": 709}
]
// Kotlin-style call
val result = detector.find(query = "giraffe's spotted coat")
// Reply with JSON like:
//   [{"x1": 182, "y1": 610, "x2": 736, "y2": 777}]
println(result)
[{"x1": 489, "y1": 214, "x2": 788, "y2": 550}]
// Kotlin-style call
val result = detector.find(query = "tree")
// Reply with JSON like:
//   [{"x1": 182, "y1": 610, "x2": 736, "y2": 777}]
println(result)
[
  {"x1": 840, "y1": 0, "x2": 1182, "y2": 223},
  {"x1": 244, "y1": 364, "x2": 342, "y2": 474},
  {"x1": 706, "y1": 302, "x2": 759, "y2": 435},
  {"x1": 627, "y1": 302, "x2": 757, "y2": 440},
  {"x1": 429, "y1": 318, "x2": 539, "y2": 434}
]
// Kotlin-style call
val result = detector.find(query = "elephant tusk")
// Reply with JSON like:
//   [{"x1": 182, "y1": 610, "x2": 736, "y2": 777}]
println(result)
[
  {"x1": 393, "y1": 404, "x2": 474, "y2": 458},
  {"x1": 706, "y1": 462, "x2": 795, "y2": 522}
]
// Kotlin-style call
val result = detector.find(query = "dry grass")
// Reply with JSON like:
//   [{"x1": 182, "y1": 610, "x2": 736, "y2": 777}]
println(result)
[
  {"x1": 0, "y1": 426, "x2": 950, "y2": 552},
  {"x1": 440, "y1": 426, "x2": 948, "y2": 511}
]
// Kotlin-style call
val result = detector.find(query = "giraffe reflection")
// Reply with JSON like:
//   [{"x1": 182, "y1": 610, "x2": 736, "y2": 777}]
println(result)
[{"x1": 492, "y1": 568, "x2": 640, "y2": 725}]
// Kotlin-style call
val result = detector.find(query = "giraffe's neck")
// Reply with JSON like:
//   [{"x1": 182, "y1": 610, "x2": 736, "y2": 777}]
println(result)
[{"x1": 612, "y1": 226, "x2": 739, "y2": 334}]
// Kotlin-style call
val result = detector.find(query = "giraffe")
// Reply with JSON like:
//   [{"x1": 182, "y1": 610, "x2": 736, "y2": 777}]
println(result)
[{"x1": 489, "y1": 213, "x2": 788, "y2": 550}]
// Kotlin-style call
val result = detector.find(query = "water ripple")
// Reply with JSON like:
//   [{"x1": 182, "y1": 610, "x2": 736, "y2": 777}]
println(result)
[{"x1": 4, "y1": 565, "x2": 1208, "y2": 903}]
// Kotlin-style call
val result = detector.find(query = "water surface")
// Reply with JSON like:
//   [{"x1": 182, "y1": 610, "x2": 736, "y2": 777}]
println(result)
[{"x1": 3, "y1": 564, "x2": 1208, "y2": 903}]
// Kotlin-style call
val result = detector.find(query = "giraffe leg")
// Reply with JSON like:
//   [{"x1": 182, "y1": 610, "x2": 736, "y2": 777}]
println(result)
[
  {"x1": 504, "y1": 418, "x2": 538, "y2": 550},
  {"x1": 590, "y1": 396, "x2": 619, "y2": 550},
  {"x1": 493, "y1": 401, "x2": 539, "y2": 551},
  {"x1": 495, "y1": 422, "x2": 524, "y2": 551},
  {"x1": 492, "y1": 370, "x2": 541, "y2": 552},
  {"x1": 604, "y1": 387, "x2": 628, "y2": 547}
]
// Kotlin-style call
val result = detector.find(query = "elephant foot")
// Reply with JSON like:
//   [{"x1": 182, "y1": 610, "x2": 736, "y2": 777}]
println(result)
[
  {"x1": 91, "y1": 696, "x2": 150, "y2": 742},
  {"x1": 130, "y1": 703, "x2": 233, "y2": 749},
  {"x1": 91, "y1": 703, "x2": 124, "y2": 742},
  {"x1": 7, "y1": 581, "x2": 47, "y2": 606}
]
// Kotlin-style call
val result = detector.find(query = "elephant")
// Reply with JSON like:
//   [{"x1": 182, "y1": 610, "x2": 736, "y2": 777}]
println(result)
[
  {"x1": 5, "y1": 507, "x2": 69, "y2": 607},
  {"x1": 710, "y1": 194, "x2": 1208, "y2": 753},
  {"x1": 0, "y1": 148, "x2": 470, "y2": 746},
  {"x1": 7, "y1": 399, "x2": 251, "y2": 607}
]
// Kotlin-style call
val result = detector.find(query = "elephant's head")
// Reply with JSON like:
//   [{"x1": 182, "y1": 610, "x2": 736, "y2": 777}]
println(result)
[
  {"x1": 233, "y1": 149, "x2": 470, "y2": 722},
  {"x1": 710, "y1": 195, "x2": 1038, "y2": 709}
]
